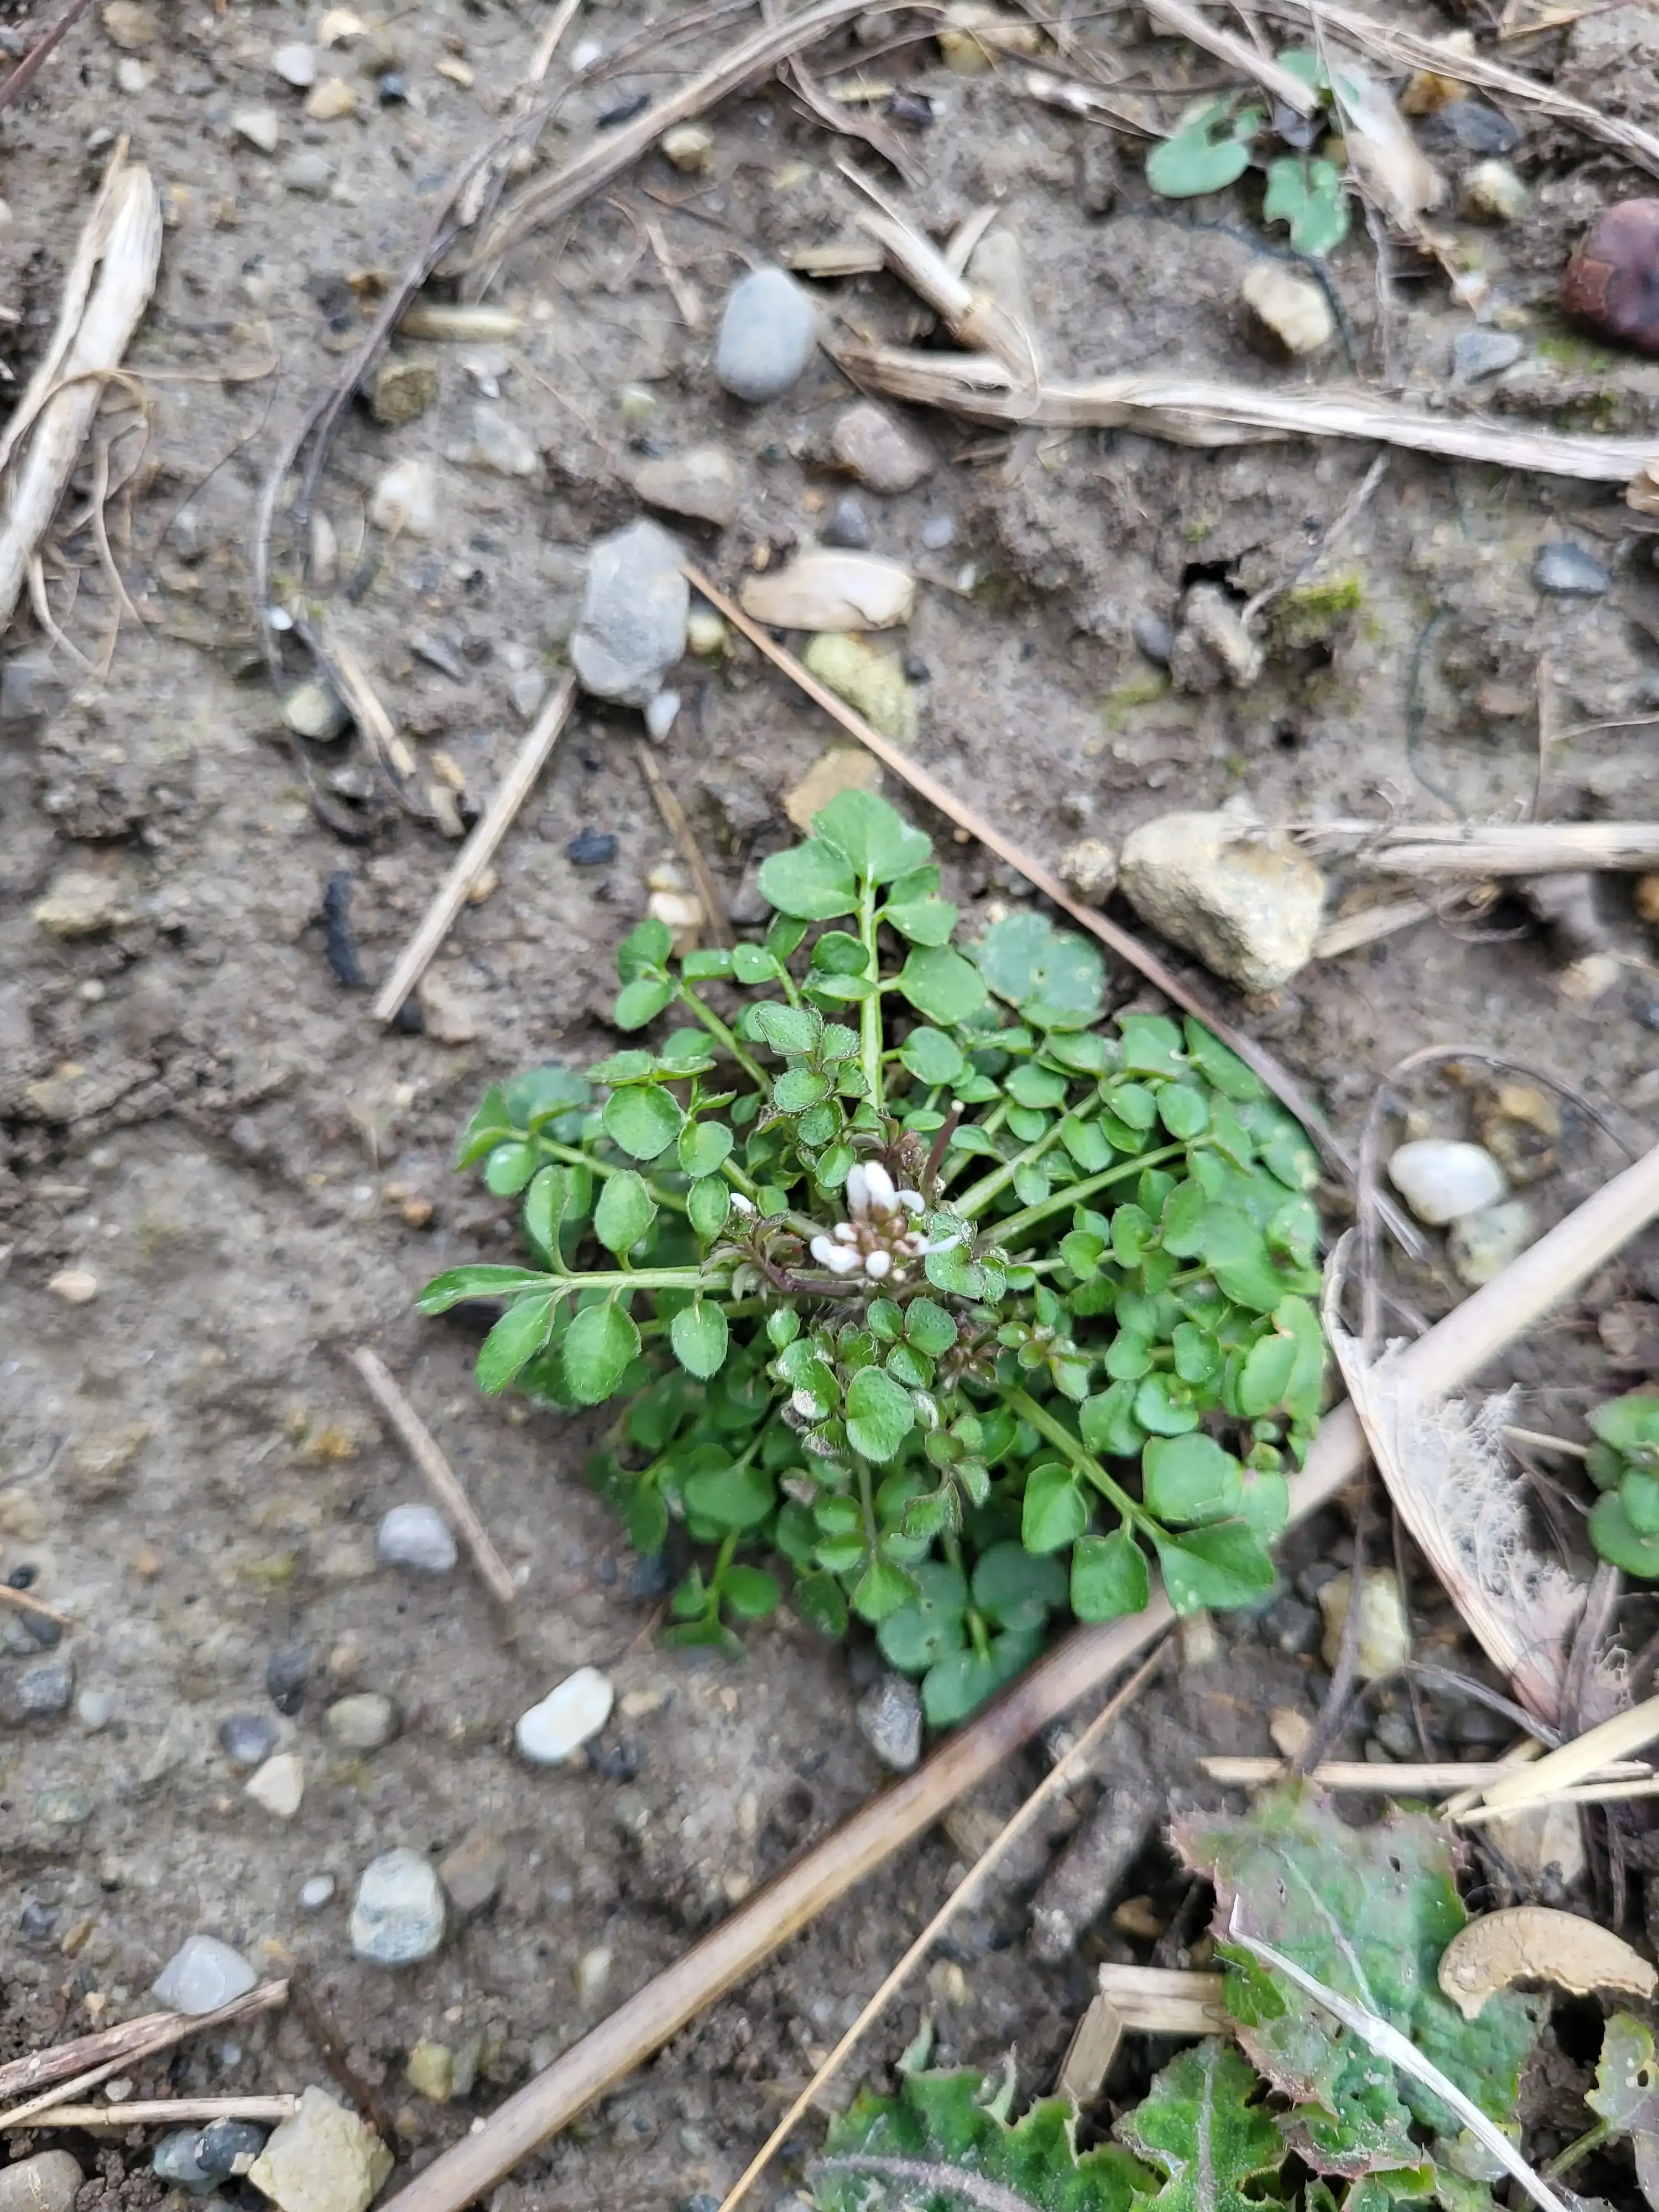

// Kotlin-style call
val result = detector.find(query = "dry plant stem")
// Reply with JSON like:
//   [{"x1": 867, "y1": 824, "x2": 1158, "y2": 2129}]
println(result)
[
  {"x1": 15, "y1": 2096, "x2": 300, "y2": 2131},
  {"x1": 527, "y1": 0, "x2": 583, "y2": 81},
  {"x1": 831, "y1": 342, "x2": 1659, "y2": 479},
  {"x1": 1302, "y1": 822, "x2": 1659, "y2": 875},
  {"x1": 0, "y1": 1582, "x2": 73, "y2": 1629},
  {"x1": 320, "y1": 629, "x2": 421, "y2": 786},
  {"x1": 1240, "y1": 455, "x2": 1387, "y2": 630},
  {"x1": 1506, "y1": 1426, "x2": 1589, "y2": 1459},
  {"x1": 634, "y1": 739, "x2": 733, "y2": 947},
  {"x1": 1060, "y1": 1968, "x2": 1230, "y2": 2101},
  {"x1": 681, "y1": 562, "x2": 1374, "y2": 1214},
  {"x1": 0, "y1": 0, "x2": 95, "y2": 113},
  {"x1": 1476, "y1": 1691, "x2": 1659, "y2": 1815},
  {"x1": 463, "y1": 0, "x2": 878, "y2": 272},
  {"x1": 375, "y1": 1141, "x2": 1659, "y2": 2212},
  {"x1": 1203, "y1": 1756, "x2": 1649, "y2": 1790},
  {"x1": 0, "y1": 1983, "x2": 289, "y2": 2127},
  {"x1": 1460, "y1": 1778, "x2": 1659, "y2": 1820},
  {"x1": 716, "y1": 1645, "x2": 1168, "y2": 2212},
  {"x1": 371, "y1": 675, "x2": 576, "y2": 1023},
  {"x1": 1313, "y1": 898, "x2": 1433, "y2": 959},
  {"x1": 349, "y1": 1349, "x2": 518, "y2": 1607},
  {"x1": 1259, "y1": 0, "x2": 1659, "y2": 180},
  {"x1": 0, "y1": 150, "x2": 161, "y2": 630},
  {"x1": 1139, "y1": 0, "x2": 1317, "y2": 107}
]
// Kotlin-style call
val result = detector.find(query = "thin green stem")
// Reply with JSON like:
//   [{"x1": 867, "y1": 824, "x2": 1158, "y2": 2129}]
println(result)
[
  {"x1": 855, "y1": 1454, "x2": 879, "y2": 1557},
  {"x1": 858, "y1": 881, "x2": 883, "y2": 1112},
  {"x1": 720, "y1": 1155, "x2": 761, "y2": 1199},
  {"x1": 1007, "y1": 1386, "x2": 1151, "y2": 1534},
  {"x1": 956, "y1": 1104, "x2": 1094, "y2": 1222},
  {"x1": 1543, "y1": 2122, "x2": 1610, "y2": 2182},
  {"x1": 993, "y1": 1144, "x2": 1185, "y2": 1247},
  {"x1": 678, "y1": 981, "x2": 767, "y2": 1088},
  {"x1": 637, "y1": 1296, "x2": 766, "y2": 1342},
  {"x1": 552, "y1": 1265, "x2": 731, "y2": 1298},
  {"x1": 540, "y1": 1141, "x2": 689, "y2": 1215}
]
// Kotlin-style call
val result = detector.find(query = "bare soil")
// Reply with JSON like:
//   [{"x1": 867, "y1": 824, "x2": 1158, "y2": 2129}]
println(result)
[{"x1": 6, "y1": 0, "x2": 1659, "y2": 2205}]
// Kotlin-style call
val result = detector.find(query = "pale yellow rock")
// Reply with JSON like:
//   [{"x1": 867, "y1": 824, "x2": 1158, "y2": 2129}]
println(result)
[
  {"x1": 646, "y1": 888, "x2": 703, "y2": 956},
  {"x1": 405, "y1": 2041, "x2": 453, "y2": 2101},
  {"x1": 1317, "y1": 1567, "x2": 1411, "y2": 1680},
  {"x1": 785, "y1": 746, "x2": 881, "y2": 833},
  {"x1": 1241, "y1": 261, "x2": 1333, "y2": 357},
  {"x1": 686, "y1": 609, "x2": 728, "y2": 657},
  {"x1": 1119, "y1": 811, "x2": 1324, "y2": 992},
  {"x1": 32, "y1": 870, "x2": 129, "y2": 938},
  {"x1": 305, "y1": 76, "x2": 358, "y2": 119},
  {"x1": 801, "y1": 633, "x2": 916, "y2": 744},
  {"x1": 247, "y1": 2086, "x2": 393, "y2": 2212},
  {"x1": 48, "y1": 1269, "x2": 99, "y2": 1306},
  {"x1": 1483, "y1": 1801, "x2": 1586, "y2": 1889},
  {"x1": 1269, "y1": 1706, "x2": 1311, "y2": 1760},
  {"x1": 576, "y1": 1945, "x2": 613, "y2": 2004},
  {"x1": 246, "y1": 1752, "x2": 305, "y2": 1820},
  {"x1": 739, "y1": 551, "x2": 914, "y2": 631},
  {"x1": 1058, "y1": 837, "x2": 1117, "y2": 906},
  {"x1": 319, "y1": 8, "x2": 366, "y2": 44},
  {"x1": 102, "y1": 1, "x2": 157, "y2": 47},
  {"x1": 662, "y1": 122, "x2": 714, "y2": 174}
]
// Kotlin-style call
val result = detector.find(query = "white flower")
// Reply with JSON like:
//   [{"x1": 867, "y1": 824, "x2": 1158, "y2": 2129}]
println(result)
[
  {"x1": 833, "y1": 1222, "x2": 857, "y2": 1244},
  {"x1": 729, "y1": 1192, "x2": 757, "y2": 1215},
  {"x1": 810, "y1": 1234, "x2": 859, "y2": 1275},
  {"x1": 864, "y1": 1249, "x2": 893, "y2": 1280},
  {"x1": 844, "y1": 1163, "x2": 869, "y2": 1214},
  {"x1": 896, "y1": 1188, "x2": 925, "y2": 1214},
  {"x1": 862, "y1": 1160, "x2": 896, "y2": 1211}
]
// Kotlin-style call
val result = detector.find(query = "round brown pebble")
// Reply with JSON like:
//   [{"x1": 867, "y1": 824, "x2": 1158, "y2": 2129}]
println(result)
[
  {"x1": 1562, "y1": 197, "x2": 1659, "y2": 353},
  {"x1": 1637, "y1": 870, "x2": 1659, "y2": 924}
]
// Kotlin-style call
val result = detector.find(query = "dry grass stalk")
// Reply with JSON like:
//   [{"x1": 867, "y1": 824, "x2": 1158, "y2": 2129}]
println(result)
[
  {"x1": 1458, "y1": 1777, "x2": 1659, "y2": 1822},
  {"x1": 0, "y1": 1982, "x2": 289, "y2": 2127},
  {"x1": 1302, "y1": 821, "x2": 1659, "y2": 875},
  {"x1": 1258, "y1": 0, "x2": 1659, "y2": 180},
  {"x1": 1324, "y1": 1250, "x2": 1584, "y2": 1730},
  {"x1": 1203, "y1": 1755, "x2": 1650, "y2": 1791},
  {"x1": 1140, "y1": 0, "x2": 1318, "y2": 111},
  {"x1": 715, "y1": 1646, "x2": 1167, "y2": 2212},
  {"x1": 831, "y1": 341, "x2": 1659, "y2": 480},
  {"x1": 319, "y1": 629, "x2": 421, "y2": 787},
  {"x1": 0, "y1": 147, "x2": 161, "y2": 632},
  {"x1": 1313, "y1": 898, "x2": 1433, "y2": 959},
  {"x1": 371, "y1": 674, "x2": 576, "y2": 1024},
  {"x1": 680, "y1": 561, "x2": 1374, "y2": 1214},
  {"x1": 463, "y1": 0, "x2": 877, "y2": 270},
  {"x1": 349, "y1": 1349, "x2": 518, "y2": 1608},
  {"x1": 373, "y1": 1140, "x2": 1659, "y2": 2212},
  {"x1": 15, "y1": 2095, "x2": 301, "y2": 2131},
  {"x1": 1022, "y1": 66, "x2": 1162, "y2": 135},
  {"x1": 1473, "y1": 1692, "x2": 1659, "y2": 1815},
  {"x1": 0, "y1": 1582, "x2": 74, "y2": 1630},
  {"x1": 635, "y1": 739, "x2": 733, "y2": 949},
  {"x1": 1060, "y1": 1967, "x2": 1230, "y2": 2104}
]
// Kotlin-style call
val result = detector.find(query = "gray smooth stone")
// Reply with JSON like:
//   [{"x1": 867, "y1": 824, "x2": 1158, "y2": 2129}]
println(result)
[
  {"x1": 152, "y1": 1934, "x2": 258, "y2": 2015},
  {"x1": 375, "y1": 1502, "x2": 457, "y2": 1575},
  {"x1": 571, "y1": 518, "x2": 688, "y2": 707},
  {"x1": 1534, "y1": 540, "x2": 1610, "y2": 597},
  {"x1": 1452, "y1": 328, "x2": 1521, "y2": 383},
  {"x1": 350, "y1": 1847, "x2": 446, "y2": 1965},
  {"x1": 1441, "y1": 99, "x2": 1519, "y2": 155},
  {"x1": 714, "y1": 266, "x2": 818, "y2": 402},
  {"x1": 154, "y1": 2130, "x2": 216, "y2": 2196},
  {"x1": 218, "y1": 1712, "x2": 279, "y2": 1767}
]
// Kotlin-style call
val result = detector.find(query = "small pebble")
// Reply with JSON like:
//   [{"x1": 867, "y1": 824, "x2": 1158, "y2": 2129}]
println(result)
[
  {"x1": 152, "y1": 1935, "x2": 258, "y2": 2016},
  {"x1": 633, "y1": 444, "x2": 739, "y2": 529},
  {"x1": 686, "y1": 608, "x2": 727, "y2": 657},
  {"x1": 377, "y1": 1502, "x2": 457, "y2": 1575},
  {"x1": 349, "y1": 1847, "x2": 447, "y2": 1965},
  {"x1": 644, "y1": 688, "x2": 681, "y2": 742},
  {"x1": 1439, "y1": 99, "x2": 1519, "y2": 155},
  {"x1": 438, "y1": 1829, "x2": 508, "y2": 1917},
  {"x1": 273, "y1": 41, "x2": 316, "y2": 86},
  {"x1": 71, "y1": 1689, "x2": 115, "y2": 1738},
  {"x1": 567, "y1": 827, "x2": 617, "y2": 866},
  {"x1": 1240, "y1": 260, "x2": 1333, "y2": 357},
  {"x1": 324, "y1": 1692, "x2": 397, "y2": 1751},
  {"x1": 1118, "y1": 812, "x2": 1323, "y2": 992},
  {"x1": 115, "y1": 56, "x2": 148, "y2": 90},
  {"x1": 194, "y1": 2120, "x2": 269, "y2": 2183},
  {"x1": 245, "y1": 1752, "x2": 305, "y2": 1820},
  {"x1": 305, "y1": 75, "x2": 356, "y2": 119},
  {"x1": 1452, "y1": 328, "x2": 1521, "y2": 383},
  {"x1": 919, "y1": 514, "x2": 956, "y2": 550},
  {"x1": 13, "y1": 1655, "x2": 74, "y2": 1717},
  {"x1": 1058, "y1": 838, "x2": 1118, "y2": 906},
  {"x1": 18, "y1": 1901, "x2": 61, "y2": 1941},
  {"x1": 281, "y1": 151, "x2": 333, "y2": 195},
  {"x1": 218, "y1": 1712, "x2": 279, "y2": 1767},
  {"x1": 1563, "y1": 197, "x2": 1659, "y2": 355},
  {"x1": 370, "y1": 456, "x2": 437, "y2": 537},
  {"x1": 0, "y1": 2154, "x2": 81, "y2": 2212},
  {"x1": 662, "y1": 121, "x2": 713, "y2": 173},
  {"x1": 1373, "y1": 1706, "x2": 1418, "y2": 1759},
  {"x1": 802, "y1": 633, "x2": 915, "y2": 745},
  {"x1": 823, "y1": 493, "x2": 874, "y2": 550},
  {"x1": 300, "y1": 1874, "x2": 337, "y2": 1911},
  {"x1": 515, "y1": 1666, "x2": 615, "y2": 1765},
  {"x1": 248, "y1": 2089, "x2": 392, "y2": 2212},
  {"x1": 48, "y1": 1268, "x2": 98, "y2": 1304},
  {"x1": 265, "y1": 1642, "x2": 313, "y2": 1715},
  {"x1": 406, "y1": 2041, "x2": 454, "y2": 2101},
  {"x1": 1448, "y1": 1197, "x2": 1535, "y2": 1286},
  {"x1": 1533, "y1": 540, "x2": 1610, "y2": 597},
  {"x1": 1477, "y1": 1081, "x2": 1560, "y2": 1185},
  {"x1": 36, "y1": 1786, "x2": 93, "y2": 1827},
  {"x1": 467, "y1": 404, "x2": 538, "y2": 477},
  {"x1": 714, "y1": 265, "x2": 819, "y2": 403},
  {"x1": 153, "y1": 2130, "x2": 215, "y2": 2197},
  {"x1": 855, "y1": 1673, "x2": 923, "y2": 1772},
  {"x1": 281, "y1": 679, "x2": 350, "y2": 742},
  {"x1": 1318, "y1": 1568, "x2": 1411, "y2": 1678},
  {"x1": 831, "y1": 401, "x2": 932, "y2": 494},
  {"x1": 571, "y1": 518, "x2": 688, "y2": 707},
  {"x1": 1386, "y1": 1138, "x2": 1506, "y2": 1224},
  {"x1": 739, "y1": 550, "x2": 914, "y2": 630},
  {"x1": 378, "y1": 70, "x2": 408, "y2": 104},
  {"x1": 232, "y1": 107, "x2": 281, "y2": 153},
  {"x1": 508, "y1": 667, "x2": 545, "y2": 721},
  {"x1": 1459, "y1": 159, "x2": 1528, "y2": 223},
  {"x1": 576, "y1": 1945, "x2": 613, "y2": 2005},
  {"x1": 370, "y1": 359, "x2": 437, "y2": 428},
  {"x1": 1132, "y1": 611, "x2": 1174, "y2": 664}
]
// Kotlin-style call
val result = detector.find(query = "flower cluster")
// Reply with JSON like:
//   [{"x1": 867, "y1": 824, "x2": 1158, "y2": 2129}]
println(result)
[{"x1": 808, "y1": 1160, "x2": 933, "y2": 1283}]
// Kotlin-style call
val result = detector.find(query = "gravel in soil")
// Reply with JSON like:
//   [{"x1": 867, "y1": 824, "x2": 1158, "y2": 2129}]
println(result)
[{"x1": 6, "y1": 0, "x2": 1659, "y2": 2204}]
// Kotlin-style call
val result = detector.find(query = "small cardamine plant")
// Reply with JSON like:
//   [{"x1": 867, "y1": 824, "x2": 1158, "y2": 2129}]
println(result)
[{"x1": 421, "y1": 789, "x2": 1327, "y2": 1723}]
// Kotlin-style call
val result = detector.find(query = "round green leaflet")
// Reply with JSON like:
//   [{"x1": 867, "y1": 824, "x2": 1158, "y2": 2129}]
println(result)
[
  {"x1": 561, "y1": 1300, "x2": 641, "y2": 1404},
  {"x1": 844, "y1": 1366, "x2": 917, "y2": 1463},
  {"x1": 593, "y1": 1168, "x2": 657, "y2": 1255},
  {"x1": 678, "y1": 1120, "x2": 733, "y2": 1178},
  {"x1": 1071, "y1": 1530, "x2": 1149, "y2": 1621},
  {"x1": 602, "y1": 1083, "x2": 684, "y2": 1161},
  {"x1": 671, "y1": 1298, "x2": 729, "y2": 1380}
]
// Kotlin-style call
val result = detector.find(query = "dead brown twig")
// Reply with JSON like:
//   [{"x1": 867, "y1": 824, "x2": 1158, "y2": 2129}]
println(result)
[
  {"x1": 374, "y1": 1140, "x2": 1659, "y2": 2212},
  {"x1": 0, "y1": 0, "x2": 95, "y2": 114},
  {"x1": 349, "y1": 1349, "x2": 518, "y2": 1608},
  {"x1": 0, "y1": 1582, "x2": 74, "y2": 1630},
  {"x1": 635, "y1": 739, "x2": 733, "y2": 949},
  {"x1": 1297, "y1": 821, "x2": 1659, "y2": 875},
  {"x1": 12, "y1": 2096, "x2": 300, "y2": 2132},
  {"x1": 371, "y1": 675, "x2": 576, "y2": 1024},
  {"x1": 1139, "y1": 0, "x2": 1318, "y2": 110},
  {"x1": 0, "y1": 1982, "x2": 288, "y2": 2128}
]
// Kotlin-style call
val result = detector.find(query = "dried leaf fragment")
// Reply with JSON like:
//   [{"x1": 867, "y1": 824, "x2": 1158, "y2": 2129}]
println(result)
[{"x1": 1438, "y1": 1906, "x2": 1657, "y2": 2022}]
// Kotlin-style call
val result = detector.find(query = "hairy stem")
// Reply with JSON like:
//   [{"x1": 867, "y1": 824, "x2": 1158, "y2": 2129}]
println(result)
[
  {"x1": 541, "y1": 1141, "x2": 688, "y2": 1214},
  {"x1": 858, "y1": 879, "x2": 884, "y2": 1113},
  {"x1": 810, "y1": 2155, "x2": 1044, "y2": 2212}
]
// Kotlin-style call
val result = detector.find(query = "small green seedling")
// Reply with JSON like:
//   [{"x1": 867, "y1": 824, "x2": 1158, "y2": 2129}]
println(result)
[
  {"x1": 1146, "y1": 100, "x2": 1264, "y2": 197},
  {"x1": 424, "y1": 789, "x2": 1328, "y2": 1719},
  {"x1": 1585, "y1": 1393, "x2": 1659, "y2": 1575},
  {"x1": 1263, "y1": 156, "x2": 1350, "y2": 256}
]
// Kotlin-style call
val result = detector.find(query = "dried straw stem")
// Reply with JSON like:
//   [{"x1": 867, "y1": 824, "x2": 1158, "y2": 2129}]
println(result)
[
  {"x1": 1140, "y1": 0, "x2": 1318, "y2": 111},
  {"x1": 13, "y1": 2096, "x2": 300, "y2": 2131},
  {"x1": 834, "y1": 342, "x2": 1659, "y2": 479},
  {"x1": 1305, "y1": 821, "x2": 1659, "y2": 875},
  {"x1": 0, "y1": 1983, "x2": 288, "y2": 2126},
  {"x1": 1203, "y1": 1755, "x2": 1651, "y2": 1791},
  {"x1": 0, "y1": 148, "x2": 161, "y2": 632},
  {"x1": 374, "y1": 1141, "x2": 1659, "y2": 2212}
]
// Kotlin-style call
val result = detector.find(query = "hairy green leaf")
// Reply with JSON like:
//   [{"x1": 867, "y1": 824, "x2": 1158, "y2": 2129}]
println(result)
[{"x1": 1115, "y1": 2042, "x2": 1284, "y2": 2212}]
